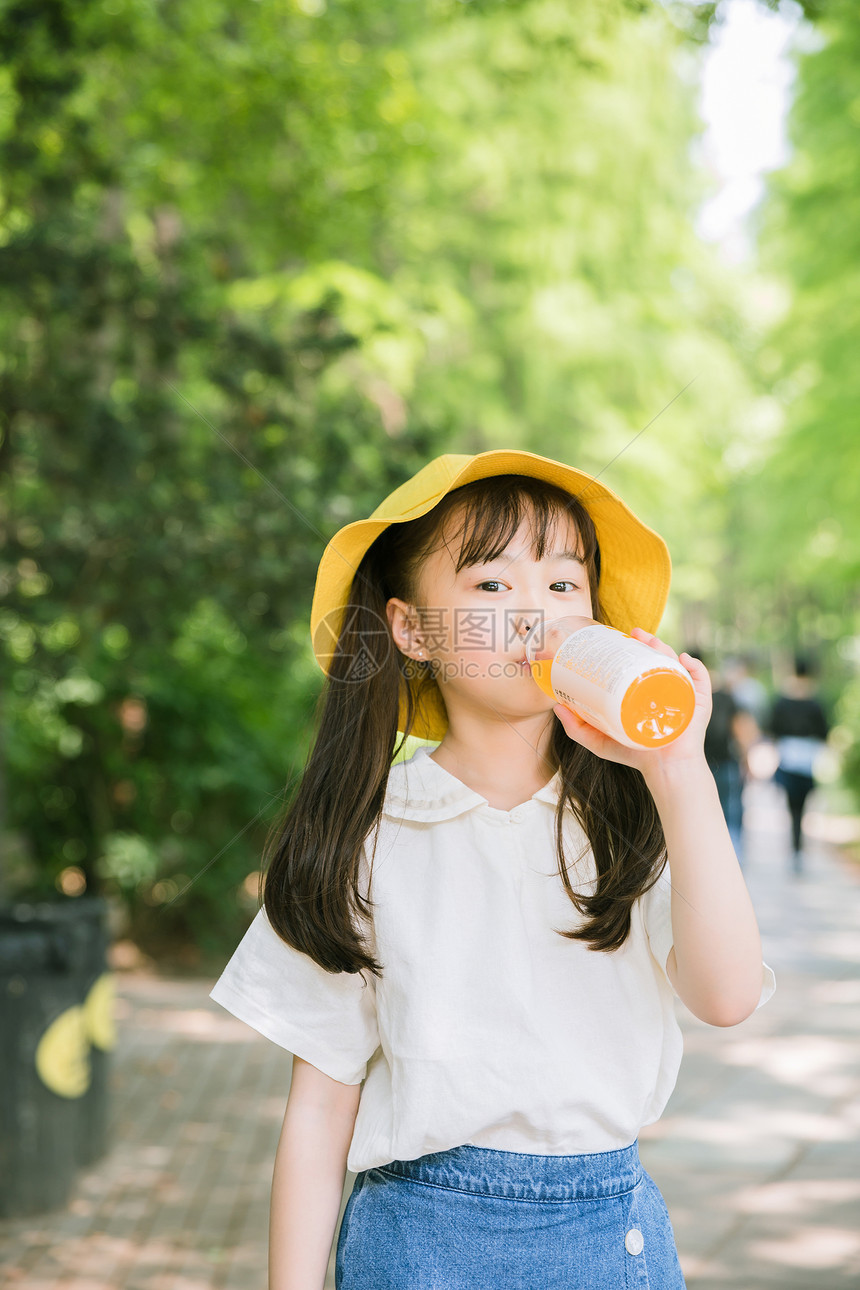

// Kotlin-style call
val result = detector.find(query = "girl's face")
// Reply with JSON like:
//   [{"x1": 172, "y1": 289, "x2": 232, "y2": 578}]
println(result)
[{"x1": 387, "y1": 504, "x2": 594, "y2": 727}]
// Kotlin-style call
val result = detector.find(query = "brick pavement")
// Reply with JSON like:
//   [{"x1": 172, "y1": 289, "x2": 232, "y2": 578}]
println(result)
[
  {"x1": 1, "y1": 777, "x2": 858, "y2": 1288},
  {"x1": 0, "y1": 980, "x2": 299, "y2": 1290}
]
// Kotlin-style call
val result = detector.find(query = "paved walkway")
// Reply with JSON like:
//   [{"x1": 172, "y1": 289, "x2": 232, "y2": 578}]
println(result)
[
  {"x1": 640, "y1": 777, "x2": 860, "y2": 1288},
  {"x1": 1, "y1": 777, "x2": 858, "y2": 1289}
]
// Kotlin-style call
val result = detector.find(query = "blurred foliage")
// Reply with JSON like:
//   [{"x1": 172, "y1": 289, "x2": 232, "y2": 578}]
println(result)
[
  {"x1": 747, "y1": 0, "x2": 860, "y2": 791},
  {"x1": 0, "y1": 0, "x2": 443, "y2": 966},
  {"x1": 1, "y1": 0, "x2": 857, "y2": 967}
]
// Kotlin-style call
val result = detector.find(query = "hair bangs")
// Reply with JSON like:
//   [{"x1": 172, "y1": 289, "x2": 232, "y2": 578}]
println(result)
[{"x1": 438, "y1": 477, "x2": 597, "y2": 577}]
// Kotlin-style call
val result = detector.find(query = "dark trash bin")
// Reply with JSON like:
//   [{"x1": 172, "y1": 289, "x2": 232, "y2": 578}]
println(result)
[
  {"x1": 0, "y1": 897, "x2": 114, "y2": 1217},
  {"x1": 71, "y1": 898, "x2": 114, "y2": 1167}
]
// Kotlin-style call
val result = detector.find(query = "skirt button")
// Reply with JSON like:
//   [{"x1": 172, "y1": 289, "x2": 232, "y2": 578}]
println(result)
[{"x1": 625, "y1": 1228, "x2": 644, "y2": 1256}]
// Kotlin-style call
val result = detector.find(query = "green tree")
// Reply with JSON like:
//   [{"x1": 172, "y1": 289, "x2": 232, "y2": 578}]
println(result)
[
  {"x1": 0, "y1": 0, "x2": 771, "y2": 961},
  {"x1": 742, "y1": 0, "x2": 860, "y2": 784}
]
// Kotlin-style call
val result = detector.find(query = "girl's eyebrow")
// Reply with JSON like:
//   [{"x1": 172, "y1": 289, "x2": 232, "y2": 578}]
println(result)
[
  {"x1": 465, "y1": 550, "x2": 585, "y2": 568},
  {"x1": 547, "y1": 550, "x2": 585, "y2": 563}
]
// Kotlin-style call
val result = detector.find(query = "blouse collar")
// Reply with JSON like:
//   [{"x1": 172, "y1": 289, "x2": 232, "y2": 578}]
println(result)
[{"x1": 383, "y1": 743, "x2": 563, "y2": 823}]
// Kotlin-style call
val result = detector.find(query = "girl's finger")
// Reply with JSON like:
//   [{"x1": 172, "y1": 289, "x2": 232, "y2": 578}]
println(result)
[
  {"x1": 552, "y1": 703, "x2": 599, "y2": 750},
  {"x1": 552, "y1": 704, "x2": 635, "y2": 768},
  {"x1": 675, "y1": 650, "x2": 708, "y2": 676},
  {"x1": 629, "y1": 627, "x2": 678, "y2": 662},
  {"x1": 678, "y1": 652, "x2": 712, "y2": 694}
]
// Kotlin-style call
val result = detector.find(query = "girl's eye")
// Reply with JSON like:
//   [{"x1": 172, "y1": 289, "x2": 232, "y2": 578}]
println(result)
[{"x1": 475, "y1": 581, "x2": 579, "y2": 592}]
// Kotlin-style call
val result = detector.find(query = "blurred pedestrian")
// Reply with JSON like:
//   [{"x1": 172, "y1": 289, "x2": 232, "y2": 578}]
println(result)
[
  {"x1": 767, "y1": 655, "x2": 830, "y2": 873},
  {"x1": 691, "y1": 648, "x2": 760, "y2": 866},
  {"x1": 725, "y1": 654, "x2": 769, "y2": 730}
]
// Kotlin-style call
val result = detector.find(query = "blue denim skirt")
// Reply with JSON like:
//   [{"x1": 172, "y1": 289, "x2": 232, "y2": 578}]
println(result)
[{"x1": 335, "y1": 1140, "x2": 686, "y2": 1288}]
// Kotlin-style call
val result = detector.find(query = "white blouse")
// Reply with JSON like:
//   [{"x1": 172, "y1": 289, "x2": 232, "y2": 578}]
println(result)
[{"x1": 210, "y1": 745, "x2": 775, "y2": 1173}]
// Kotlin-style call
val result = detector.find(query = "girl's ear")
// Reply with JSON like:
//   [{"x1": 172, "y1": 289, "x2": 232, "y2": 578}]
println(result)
[{"x1": 386, "y1": 597, "x2": 427, "y2": 660}]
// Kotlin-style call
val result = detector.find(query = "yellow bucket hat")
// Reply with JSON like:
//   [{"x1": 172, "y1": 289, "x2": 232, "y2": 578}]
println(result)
[{"x1": 310, "y1": 449, "x2": 671, "y2": 742}]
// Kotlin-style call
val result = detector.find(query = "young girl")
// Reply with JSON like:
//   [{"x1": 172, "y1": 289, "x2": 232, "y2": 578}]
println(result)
[{"x1": 210, "y1": 448, "x2": 776, "y2": 1290}]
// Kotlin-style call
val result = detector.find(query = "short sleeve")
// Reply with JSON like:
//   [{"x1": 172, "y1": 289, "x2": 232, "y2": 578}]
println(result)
[
  {"x1": 209, "y1": 908, "x2": 380, "y2": 1085},
  {"x1": 640, "y1": 864, "x2": 777, "y2": 1012}
]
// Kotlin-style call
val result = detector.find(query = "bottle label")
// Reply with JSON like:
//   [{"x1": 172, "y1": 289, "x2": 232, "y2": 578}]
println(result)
[{"x1": 553, "y1": 625, "x2": 643, "y2": 697}]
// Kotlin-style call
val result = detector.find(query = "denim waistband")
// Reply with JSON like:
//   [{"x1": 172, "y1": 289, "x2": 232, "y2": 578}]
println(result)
[{"x1": 376, "y1": 1141, "x2": 643, "y2": 1201}]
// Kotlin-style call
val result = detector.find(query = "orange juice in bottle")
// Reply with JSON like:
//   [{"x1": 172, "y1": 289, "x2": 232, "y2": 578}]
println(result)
[{"x1": 524, "y1": 615, "x2": 695, "y2": 749}]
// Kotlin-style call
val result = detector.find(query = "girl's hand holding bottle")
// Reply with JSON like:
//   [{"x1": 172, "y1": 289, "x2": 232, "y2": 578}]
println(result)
[
  {"x1": 550, "y1": 629, "x2": 712, "y2": 780},
  {"x1": 524, "y1": 614, "x2": 712, "y2": 779}
]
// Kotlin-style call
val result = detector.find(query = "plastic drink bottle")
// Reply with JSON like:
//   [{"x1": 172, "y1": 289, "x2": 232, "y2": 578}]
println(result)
[{"x1": 524, "y1": 615, "x2": 695, "y2": 749}]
